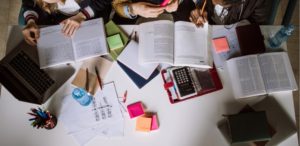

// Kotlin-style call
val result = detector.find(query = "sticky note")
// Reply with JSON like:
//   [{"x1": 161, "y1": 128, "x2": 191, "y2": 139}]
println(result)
[
  {"x1": 107, "y1": 33, "x2": 124, "y2": 50},
  {"x1": 127, "y1": 102, "x2": 144, "y2": 118},
  {"x1": 212, "y1": 37, "x2": 229, "y2": 53},
  {"x1": 151, "y1": 114, "x2": 159, "y2": 130},
  {"x1": 136, "y1": 116, "x2": 152, "y2": 132}
]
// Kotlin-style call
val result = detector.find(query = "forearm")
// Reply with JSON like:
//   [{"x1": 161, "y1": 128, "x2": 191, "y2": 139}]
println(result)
[
  {"x1": 22, "y1": 0, "x2": 39, "y2": 24},
  {"x1": 80, "y1": 0, "x2": 112, "y2": 19}
]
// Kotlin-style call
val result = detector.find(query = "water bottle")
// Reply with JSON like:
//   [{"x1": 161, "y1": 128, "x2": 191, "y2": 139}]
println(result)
[
  {"x1": 268, "y1": 24, "x2": 294, "y2": 48},
  {"x1": 72, "y1": 88, "x2": 92, "y2": 106}
]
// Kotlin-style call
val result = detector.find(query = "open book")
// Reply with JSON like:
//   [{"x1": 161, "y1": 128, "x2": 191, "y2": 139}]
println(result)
[
  {"x1": 37, "y1": 18, "x2": 108, "y2": 68},
  {"x1": 226, "y1": 52, "x2": 298, "y2": 99},
  {"x1": 139, "y1": 20, "x2": 212, "y2": 68}
]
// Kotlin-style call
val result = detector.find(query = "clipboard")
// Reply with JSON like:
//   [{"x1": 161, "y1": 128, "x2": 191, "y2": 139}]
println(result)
[{"x1": 161, "y1": 66, "x2": 223, "y2": 104}]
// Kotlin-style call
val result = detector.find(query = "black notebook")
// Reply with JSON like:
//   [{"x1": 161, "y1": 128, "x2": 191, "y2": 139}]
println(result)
[{"x1": 236, "y1": 24, "x2": 266, "y2": 55}]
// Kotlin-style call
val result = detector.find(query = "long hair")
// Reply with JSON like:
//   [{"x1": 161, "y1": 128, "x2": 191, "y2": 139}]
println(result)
[{"x1": 35, "y1": 0, "x2": 66, "y2": 14}]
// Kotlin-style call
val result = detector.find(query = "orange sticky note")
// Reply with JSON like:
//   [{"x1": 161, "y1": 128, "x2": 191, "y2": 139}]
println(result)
[
  {"x1": 136, "y1": 116, "x2": 152, "y2": 132},
  {"x1": 212, "y1": 37, "x2": 229, "y2": 53}
]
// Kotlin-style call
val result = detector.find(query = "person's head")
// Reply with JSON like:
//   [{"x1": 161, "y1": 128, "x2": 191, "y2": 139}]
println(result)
[
  {"x1": 212, "y1": 0, "x2": 242, "y2": 7},
  {"x1": 36, "y1": 0, "x2": 66, "y2": 13}
]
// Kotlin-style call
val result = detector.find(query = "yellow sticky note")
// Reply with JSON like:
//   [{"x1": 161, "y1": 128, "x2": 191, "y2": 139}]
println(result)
[{"x1": 136, "y1": 116, "x2": 152, "y2": 132}]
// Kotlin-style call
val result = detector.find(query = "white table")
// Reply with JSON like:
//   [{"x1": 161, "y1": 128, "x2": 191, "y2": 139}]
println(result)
[{"x1": 0, "y1": 25, "x2": 298, "y2": 146}]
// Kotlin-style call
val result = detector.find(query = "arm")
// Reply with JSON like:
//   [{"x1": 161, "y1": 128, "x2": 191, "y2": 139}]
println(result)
[
  {"x1": 22, "y1": 0, "x2": 39, "y2": 24},
  {"x1": 189, "y1": 0, "x2": 208, "y2": 27},
  {"x1": 113, "y1": 0, "x2": 165, "y2": 19},
  {"x1": 79, "y1": 0, "x2": 113, "y2": 19},
  {"x1": 61, "y1": 0, "x2": 112, "y2": 37},
  {"x1": 21, "y1": 0, "x2": 40, "y2": 46},
  {"x1": 247, "y1": 0, "x2": 272, "y2": 24}
]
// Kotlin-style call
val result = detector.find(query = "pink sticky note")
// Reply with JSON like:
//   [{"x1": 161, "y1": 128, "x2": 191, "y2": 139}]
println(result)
[
  {"x1": 127, "y1": 102, "x2": 144, "y2": 118},
  {"x1": 212, "y1": 37, "x2": 230, "y2": 53},
  {"x1": 151, "y1": 114, "x2": 159, "y2": 130}
]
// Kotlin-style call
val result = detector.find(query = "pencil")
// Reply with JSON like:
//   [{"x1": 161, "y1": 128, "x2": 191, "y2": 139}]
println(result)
[
  {"x1": 200, "y1": 0, "x2": 207, "y2": 15},
  {"x1": 94, "y1": 67, "x2": 103, "y2": 90},
  {"x1": 86, "y1": 68, "x2": 89, "y2": 92}
]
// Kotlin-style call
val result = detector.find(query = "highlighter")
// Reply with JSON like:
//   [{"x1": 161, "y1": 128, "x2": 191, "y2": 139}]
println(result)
[{"x1": 160, "y1": 0, "x2": 172, "y2": 7}]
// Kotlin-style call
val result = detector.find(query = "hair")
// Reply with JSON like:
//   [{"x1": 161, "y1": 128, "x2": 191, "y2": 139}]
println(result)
[
  {"x1": 223, "y1": 0, "x2": 242, "y2": 5},
  {"x1": 35, "y1": 0, "x2": 66, "y2": 14}
]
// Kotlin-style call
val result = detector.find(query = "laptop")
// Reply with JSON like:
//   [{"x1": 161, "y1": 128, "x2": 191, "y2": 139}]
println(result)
[{"x1": 0, "y1": 26, "x2": 75, "y2": 104}]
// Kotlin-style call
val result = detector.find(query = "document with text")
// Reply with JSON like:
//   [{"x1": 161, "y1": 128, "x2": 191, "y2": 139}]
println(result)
[
  {"x1": 226, "y1": 52, "x2": 298, "y2": 99},
  {"x1": 37, "y1": 18, "x2": 108, "y2": 68},
  {"x1": 139, "y1": 20, "x2": 212, "y2": 68}
]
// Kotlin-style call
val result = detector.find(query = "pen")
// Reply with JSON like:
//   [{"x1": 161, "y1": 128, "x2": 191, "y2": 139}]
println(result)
[
  {"x1": 123, "y1": 90, "x2": 128, "y2": 103},
  {"x1": 200, "y1": 0, "x2": 207, "y2": 15},
  {"x1": 94, "y1": 67, "x2": 103, "y2": 90},
  {"x1": 86, "y1": 68, "x2": 89, "y2": 92}
]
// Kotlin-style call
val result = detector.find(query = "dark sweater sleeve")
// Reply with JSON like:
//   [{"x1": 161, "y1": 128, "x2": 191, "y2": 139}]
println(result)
[
  {"x1": 247, "y1": 0, "x2": 272, "y2": 24},
  {"x1": 22, "y1": 0, "x2": 39, "y2": 24},
  {"x1": 79, "y1": 0, "x2": 112, "y2": 19}
]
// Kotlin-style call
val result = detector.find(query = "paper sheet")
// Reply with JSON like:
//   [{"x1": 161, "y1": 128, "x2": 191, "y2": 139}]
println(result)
[
  {"x1": 118, "y1": 41, "x2": 158, "y2": 79},
  {"x1": 59, "y1": 82, "x2": 124, "y2": 146}
]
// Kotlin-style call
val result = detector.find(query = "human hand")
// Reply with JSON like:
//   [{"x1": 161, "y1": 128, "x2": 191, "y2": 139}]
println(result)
[
  {"x1": 189, "y1": 8, "x2": 207, "y2": 27},
  {"x1": 130, "y1": 2, "x2": 164, "y2": 18},
  {"x1": 22, "y1": 19, "x2": 39, "y2": 46},
  {"x1": 61, "y1": 12, "x2": 86, "y2": 37},
  {"x1": 165, "y1": 0, "x2": 179, "y2": 13}
]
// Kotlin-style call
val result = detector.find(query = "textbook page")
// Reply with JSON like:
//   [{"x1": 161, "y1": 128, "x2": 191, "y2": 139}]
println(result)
[
  {"x1": 73, "y1": 18, "x2": 108, "y2": 61},
  {"x1": 174, "y1": 22, "x2": 211, "y2": 68},
  {"x1": 226, "y1": 55, "x2": 266, "y2": 98},
  {"x1": 37, "y1": 25, "x2": 75, "y2": 68},
  {"x1": 139, "y1": 20, "x2": 174, "y2": 64},
  {"x1": 258, "y1": 52, "x2": 298, "y2": 93}
]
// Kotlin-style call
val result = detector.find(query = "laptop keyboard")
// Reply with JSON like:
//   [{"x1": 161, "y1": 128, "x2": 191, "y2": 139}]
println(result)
[{"x1": 9, "y1": 51, "x2": 55, "y2": 95}]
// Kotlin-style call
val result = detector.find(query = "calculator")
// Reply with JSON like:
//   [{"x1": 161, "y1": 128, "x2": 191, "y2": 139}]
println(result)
[{"x1": 171, "y1": 67, "x2": 197, "y2": 99}]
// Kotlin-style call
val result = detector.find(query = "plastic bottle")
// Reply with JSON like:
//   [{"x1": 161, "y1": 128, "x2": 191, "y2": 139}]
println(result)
[
  {"x1": 72, "y1": 88, "x2": 92, "y2": 106},
  {"x1": 268, "y1": 24, "x2": 294, "y2": 48}
]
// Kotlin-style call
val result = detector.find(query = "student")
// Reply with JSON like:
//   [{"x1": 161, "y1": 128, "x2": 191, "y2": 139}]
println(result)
[
  {"x1": 112, "y1": 0, "x2": 196, "y2": 24},
  {"x1": 189, "y1": 0, "x2": 272, "y2": 27},
  {"x1": 21, "y1": 0, "x2": 112, "y2": 46}
]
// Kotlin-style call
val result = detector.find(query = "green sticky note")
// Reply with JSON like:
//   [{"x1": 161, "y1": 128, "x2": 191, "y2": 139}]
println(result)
[
  {"x1": 107, "y1": 34, "x2": 124, "y2": 50},
  {"x1": 105, "y1": 20, "x2": 129, "y2": 60}
]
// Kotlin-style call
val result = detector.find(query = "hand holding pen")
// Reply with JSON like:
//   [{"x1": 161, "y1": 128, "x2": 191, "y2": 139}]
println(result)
[{"x1": 189, "y1": 0, "x2": 207, "y2": 27}]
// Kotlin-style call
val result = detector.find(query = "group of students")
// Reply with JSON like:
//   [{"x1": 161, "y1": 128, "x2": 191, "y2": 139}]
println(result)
[{"x1": 22, "y1": 0, "x2": 272, "y2": 46}]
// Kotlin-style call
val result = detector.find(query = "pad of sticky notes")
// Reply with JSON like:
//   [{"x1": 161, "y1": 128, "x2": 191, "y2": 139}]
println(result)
[
  {"x1": 127, "y1": 102, "x2": 145, "y2": 118},
  {"x1": 107, "y1": 33, "x2": 124, "y2": 50},
  {"x1": 212, "y1": 37, "x2": 230, "y2": 53},
  {"x1": 136, "y1": 116, "x2": 152, "y2": 132},
  {"x1": 136, "y1": 113, "x2": 159, "y2": 132}
]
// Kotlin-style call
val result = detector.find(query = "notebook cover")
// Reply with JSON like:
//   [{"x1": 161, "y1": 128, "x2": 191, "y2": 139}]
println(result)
[
  {"x1": 236, "y1": 24, "x2": 266, "y2": 55},
  {"x1": 228, "y1": 111, "x2": 272, "y2": 143},
  {"x1": 161, "y1": 66, "x2": 223, "y2": 104},
  {"x1": 117, "y1": 61, "x2": 159, "y2": 89}
]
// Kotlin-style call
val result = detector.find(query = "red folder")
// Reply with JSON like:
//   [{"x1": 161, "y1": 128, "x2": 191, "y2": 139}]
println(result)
[{"x1": 161, "y1": 67, "x2": 223, "y2": 104}]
